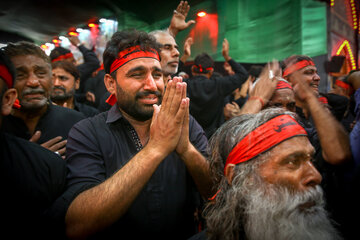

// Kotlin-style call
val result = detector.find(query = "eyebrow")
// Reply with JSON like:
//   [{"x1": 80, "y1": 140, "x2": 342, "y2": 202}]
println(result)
[
  {"x1": 281, "y1": 149, "x2": 315, "y2": 161},
  {"x1": 125, "y1": 65, "x2": 163, "y2": 76},
  {"x1": 163, "y1": 44, "x2": 179, "y2": 49}
]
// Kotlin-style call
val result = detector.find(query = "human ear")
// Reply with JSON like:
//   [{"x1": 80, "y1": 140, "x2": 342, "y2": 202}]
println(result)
[
  {"x1": 224, "y1": 164, "x2": 235, "y2": 185},
  {"x1": 104, "y1": 73, "x2": 116, "y2": 94},
  {"x1": 75, "y1": 78, "x2": 80, "y2": 90},
  {"x1": 1, "y1": 88, "x2": 17, "y2": 116}
]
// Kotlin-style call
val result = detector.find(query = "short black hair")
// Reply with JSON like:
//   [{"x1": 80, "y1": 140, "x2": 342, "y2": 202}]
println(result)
[
  {"x1": 51, "y1": 60, "x2": 80, "y2": 80},
  {"x1": 3, "y1": 41, "x2": 50, "y2": 64},
  {"x1": 248, "y1": 65, "x2": 263, "y2": 78},
  {"x1": 193, "y1": 53, "x2": 214, "y2": 74},
  {"x1": 103, "y1": 29, "x2": 161, "y2": 75},
  {"x1": 50, "y1": 46, "x2": 71, "y2": 61}
]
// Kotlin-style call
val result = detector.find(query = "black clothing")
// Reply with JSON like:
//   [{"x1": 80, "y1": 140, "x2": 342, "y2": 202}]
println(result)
[
  {"x1": 65, "y1": 104, "x2": 208, "y2": 239},
  {"x1": 184, "y1": 59, "x2": 248, "y2": 139},
  {"x1": 74, "y1": 99, "x2": 99, "y2": 118},
  {"x1": 84, "y1": 69, "x2": 107, "y2": 108},
  {"x1": 1, "y1": 103, "x2": 84, "y2": 143},
  {"x1": 0, "y1": 132, "x2": 67, "y2": 239},
  {"x1": 325, "y1": 93, "x2": 349, "y2": 122},
  {"x1": 97, "y1": 91, "x2": 112, "y2": 112}
]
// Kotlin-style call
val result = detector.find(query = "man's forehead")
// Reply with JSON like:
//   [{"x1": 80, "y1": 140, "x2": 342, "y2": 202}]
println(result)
[
  {"x1": 11, "y1": 54, "x2": 48, "y2": 68},
  {"x1": 298, "y1": 65, "x2": 317, "y2": 73},
  {"x1": 156, "y1": 33, "x2": 177, "y2": 46}
]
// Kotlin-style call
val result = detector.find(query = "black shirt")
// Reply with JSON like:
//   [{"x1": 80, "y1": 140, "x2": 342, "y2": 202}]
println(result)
[
  {"x1": 65, "y1": 104, "x2": 209, "y2": 239},
  {"x1": 74, "y1": 99, "x2": 99, "y2": 118},
  {"x1": 1, "y1": 103, "x2": 85, "y2": 143},
  {"x1": 0, "y1": 132, "x2": 67, "y2": 239},
  {"x1": 184, "y1": 59, "x2": 248, "y2": 139}
]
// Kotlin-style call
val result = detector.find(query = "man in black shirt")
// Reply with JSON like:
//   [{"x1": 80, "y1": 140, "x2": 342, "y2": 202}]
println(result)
[
  {"x1": 2, "y1": 41, "x2": 84, "y2": 158},
  {"x1": 51, "y1": 60, "x2": 99, "y2": 117},
  {"x1": 185, "y1": 39, "x2": 248, "y2": 139},
  {"x1": 64, "y1": 29, "x2": 213, "y2": 239},
  {"x1": 0, "y1": 50, "x2": 68, "y2": 239}
]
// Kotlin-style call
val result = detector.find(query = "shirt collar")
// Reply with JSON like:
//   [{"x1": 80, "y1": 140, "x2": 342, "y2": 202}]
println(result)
[{"x1": 106, "y1": 103, "x2": 124, "y2": 124}]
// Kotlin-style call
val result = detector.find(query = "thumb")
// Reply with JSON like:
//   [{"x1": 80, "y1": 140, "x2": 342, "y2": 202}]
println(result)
[
  {"x1": 151, "y1": 104, "x2": 160, "y2": 123},
  {"x1": 29, "y1": 130, "x2": 41, "y2": 143},
  {"x1": 186, "y1": 20, "x2": 196, "y2": 27}
]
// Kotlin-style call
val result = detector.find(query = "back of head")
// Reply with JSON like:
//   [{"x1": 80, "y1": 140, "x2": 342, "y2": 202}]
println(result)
[
  {"x1": 248, "y1": 65, "x2": 263, "y2": 79},
  {"x1": 0, "y1": 49, "x2": 16, "y2": 89},
  {"x1": 103, "y1": 29, "x2": 162, "y2": 75},
  {"x1": 50, "y1": 46, "x2": 71, "y2": 62},
  {"x1": 51, "y1": 60, "x2": 80, "y2": 80},
  {"x1": 193, "y1": 53, "x2": 214, "y2": 74},
  {"x1": 3, "y1": 41, "x2": 50, "y2": 64}
]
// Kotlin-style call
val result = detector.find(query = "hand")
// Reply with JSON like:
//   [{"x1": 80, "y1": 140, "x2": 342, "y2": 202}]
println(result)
[
  {"x1": 224, "y1": 102, "x2": 241, "y2": 120},
  {"x1": 249, "y1": 60, "x2": 281, "y2": 104},
  {"x1": 30, "y1": 131, "x2": 67, "y2": 159},
  {"x1": 183, "y1": 37, "x2": 193, "y2": 57},
  {"x1": 86, "y1": 91, "x2": 96, "y2": 103},
  {"x1": 292, "y1": 73, "x2": 317, "y2": 106},
  {"x1": 148, "y1": 77, "x2": 188, "y2": 156},
  {"x1": 222, "y1": 39, "x2": 231, "y2": 61},
  {"x1": 168, "y1": 1, "x2": 196, "y2": 37},
  {"x1": 67, "y1": 35, "x2": 81, "y2": 47}
]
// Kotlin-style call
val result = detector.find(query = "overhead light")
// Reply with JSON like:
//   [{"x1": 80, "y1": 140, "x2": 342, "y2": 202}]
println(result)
[
  {"x1": 99, "y1": 18, "x2": 106, "y2": 23},
  {"x1": 197, "y1": 11, "x2": 207, "y2": 17}
]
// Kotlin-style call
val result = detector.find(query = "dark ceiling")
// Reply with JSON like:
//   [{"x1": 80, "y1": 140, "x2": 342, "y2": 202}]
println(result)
[{"x1": 0, "y1": 0, "x2": 206, "y2": 44}]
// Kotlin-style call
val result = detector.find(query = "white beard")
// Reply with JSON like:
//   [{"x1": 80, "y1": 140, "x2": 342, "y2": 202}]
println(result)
[{"x1": 244, "y1": 185, "x2": 342, "y2": 240}]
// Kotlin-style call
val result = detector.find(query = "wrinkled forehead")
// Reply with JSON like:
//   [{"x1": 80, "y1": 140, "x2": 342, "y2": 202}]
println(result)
[
  {"x1": 271, "y1": 88, "x2": 295, "y2": 102},
  {"x1": 155, "y1": 32, "x2": 177, "y2": 47}
]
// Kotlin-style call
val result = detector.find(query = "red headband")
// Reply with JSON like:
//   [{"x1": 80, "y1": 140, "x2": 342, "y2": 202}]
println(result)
[
  {"x1": 276, "y1": 80, "x2": 293, "y2": 90},
  {"x1": 224, "y1": 115, "x2": 307, "y2": 172},
  {"x1": 334, "y1": 79, "x2": 350, "y2": 90},
  {"x1": 0, "y1": 64, "x2": 13, "y2": 88},
  {"x1": 51, "y1": 52, "x2": 74, "y2": 62},
  {"x1": 194, "y1": 64, "x2": 213, "y2": 73},
  {"x1": 110, "y1": 45, "x2": 160, "y2": 74},
  {"x1": 283, "y1": 60, "x2": 315, "y2": 77},
  {"x1": 318, "y1": 96, "x2": 328, "y2": 105}
]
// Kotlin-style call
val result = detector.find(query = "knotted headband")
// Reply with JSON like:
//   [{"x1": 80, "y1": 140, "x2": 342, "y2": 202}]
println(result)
[
  {"x1": 224, "y1": 114, "x2": 307, "y2": 173},
  {"x1": 51, "y1": 52, "x2": 74, "y2": 63},
  {"x1": 194, "y1": 64, "x2": 213, "y2": 73},
  {"x1": 283, "y1": 60, "x2": 315, "y2": 77},
  {"x1": 109, "y1": 45, "x2": 160, "y2": 74}
]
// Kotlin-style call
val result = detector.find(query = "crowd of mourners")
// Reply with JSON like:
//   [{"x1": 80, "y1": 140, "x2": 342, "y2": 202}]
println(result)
[{"x1": 1, "y1": 1, "x2": 360, "y2": 240}]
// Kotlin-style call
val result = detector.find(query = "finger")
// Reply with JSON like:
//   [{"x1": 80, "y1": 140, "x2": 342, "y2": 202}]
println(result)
[
  {"x1": 29, "y1": 130, "x2": 41, "y2": 143},
  {"x1": 41, "y1": 136, "x2": 63, "y2": 148},
  {"x1": 177, "y1": 1, "x2": 184, "y2": 12},
  {"x1": 151, "y1": 104, "x2": 160, "y2": 125},
  {"x1": 48, "y1": 140, "x2": 67, "y2": 152},
  {"x1": 174, "y1": 98, "x2": 188, "y2": 126},
  {"x1": 169, "y1": 82, "x2": 184, "y2": 115},
  {"x1": 57, "y1": 146, "x2": 67, "y2": 156},
  {"x1": 161, "y1": 80, "x2": 174, "y2": 111},
  {"x1": 186, "y1": 20, "x2": 195, "y2": 28}
]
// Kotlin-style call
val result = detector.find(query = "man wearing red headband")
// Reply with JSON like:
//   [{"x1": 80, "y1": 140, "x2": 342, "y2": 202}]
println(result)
[
  {"x1": 184, "y1": 39, "x2": 248, "y2": 139},
  {"x1": 0, "y1": 49, "x2": 68, "y2": 239},
  {"x1": 189, "y1": 108, "x2": 342, "y2": 240},
  {"x1": 64, "y1": 29, "x2": 212, "y2": 239}
]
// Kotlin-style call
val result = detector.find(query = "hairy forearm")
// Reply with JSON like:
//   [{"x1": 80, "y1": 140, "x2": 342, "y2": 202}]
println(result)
[
  {"x1": 65, "y1": 147, "x2": 166, "y2": 239},
  {"x1": 179, "y1": 144, "x2": 214, "y2": 199},
  {"x1": 239, "y1": 99, "x2": 262, "y2": 115},
  {"x1": 306, "y1": 95, "x2": 351, "y2": 164}
]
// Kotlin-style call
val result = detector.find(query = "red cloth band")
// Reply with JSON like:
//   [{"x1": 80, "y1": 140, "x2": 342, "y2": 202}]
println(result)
[
  {"x1": 283, "y1": 60, "x2": 315, "y2": 77},
  {"x1": 51, "y1": 52, "x2": 74, "y2": 63},
  {"x1": 334, "y1": 79, "x2": 350, "y2": 90},
  {"x1": 110, "y1": 45, "x2": 160, "y2": 74},
  {"x1": 194, "y1": 64, "x2": 213, "y2": 73},
  {"x1": 105, "y1": 93, "x2": 117, "y2": 106},
  {"x1": 0, "y1": 64, "x2": 13, "y2": 88},
  {"x1": 318, "y1": 96, "x2": 328, "y2": 105},
  {"x1": 224, "y1": 114, "x2": 307, "y2": 173},
  {"x1": 276, "y1": 80, "x2": 293, "y2": 90}
]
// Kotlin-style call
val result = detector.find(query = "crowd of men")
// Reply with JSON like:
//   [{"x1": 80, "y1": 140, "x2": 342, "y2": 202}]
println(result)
[{"x1": 1, "y1": 1, "x2": 360, "y2": 240}]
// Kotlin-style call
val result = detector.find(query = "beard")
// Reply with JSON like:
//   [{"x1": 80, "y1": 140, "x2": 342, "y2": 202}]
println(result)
[
  {"x1": 50, "y1": 86, "x2": 75, "y2": 102},
  {"x1": 116, "y1": 83, "x2": 162, "y2": 121},
  {"x1": 243, "y1": 183, "x2": 342, "y2": 240}
]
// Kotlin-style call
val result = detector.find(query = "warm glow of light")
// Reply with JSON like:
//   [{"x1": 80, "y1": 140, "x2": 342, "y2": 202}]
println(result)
[
  {"x1": 40, "y1": 44, "x2": 48, "y2": 50},
  {"x1": 336, "y1": 40, "x2": 356, "y2": 70},
  {"x1": 197, "y1": 11, "x2": 206, "y2": 17},
  {"x1": 69, "y1": 31, "x2": 79, "y2": 36},
  {"x1": 52, "y1": 39, "x2": 59, "y2": 43},
  {"x1": 88, "y1": 23, "x2": 96, "y2": 28},
  {"x1": 348, "y1": 0, "x2": 358, "y2": 30},
  {"x1": 330, "y1": 0, "x2": 334, "y2": 6}
]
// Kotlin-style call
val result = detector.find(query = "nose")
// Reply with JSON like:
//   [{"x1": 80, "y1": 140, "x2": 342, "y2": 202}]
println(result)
[
  {"x1": 143, "y1": 74, "x2": 157, "y2": 91},
  {"x1": 313, "y1": 73, "x2": 320, "y2": 82},
  {"x1": 53, "y1": 76, "x2": 61, "y2": 86},
  {"x1": 172, "y1": 47, "x2": 180, "y2": 57},
  {"x1": 302, "y1": 161, "x2": 322, "y2": 189},
  {"x1": 26, "y1": 72, "x2": 40, "y2": 87}
]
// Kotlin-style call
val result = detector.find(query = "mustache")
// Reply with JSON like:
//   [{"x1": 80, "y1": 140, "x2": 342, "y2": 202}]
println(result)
[
  {"x1": 52, "y1": 86, "x2": 66, "y2": 92},
  {"x1": 22, "y1": 88, "x2": 45, "y2": 96},
  {"x1": 135, "y1": 90, "x2": 162, "y2": 99}
]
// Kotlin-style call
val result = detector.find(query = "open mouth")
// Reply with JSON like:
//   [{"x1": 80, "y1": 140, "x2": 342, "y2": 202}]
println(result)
[{"x1": 138, "y1": 95, "x2": 158, "y2": 105}]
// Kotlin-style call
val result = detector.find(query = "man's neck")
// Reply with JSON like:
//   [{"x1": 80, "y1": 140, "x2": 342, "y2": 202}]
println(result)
[
  {"x1": 119, "y1": 109, "x2": 152, "y2": 146},
  {"x1": 12, "y1": 104, "x2": 48, "y2": 135}
]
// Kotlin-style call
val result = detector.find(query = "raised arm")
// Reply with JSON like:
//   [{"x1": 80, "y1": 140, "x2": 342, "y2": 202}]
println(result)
[
  {"x1": 168, "y1": 1, "x2": 196, "y2": 37},
  {"x1": 292, "y1": 75, "x2": 351, "y2": 165},
  {"x1": 65, "y1": 80, "x2": 188, "y2": 239}
]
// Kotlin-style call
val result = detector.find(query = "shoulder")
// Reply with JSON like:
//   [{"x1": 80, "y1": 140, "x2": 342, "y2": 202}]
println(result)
[
  {"x1": 188, "y1": 230, "x2": 208, "y2": 240},
  {"x1": 49, "y1": 104, "x2": 85, "y2": 120}
]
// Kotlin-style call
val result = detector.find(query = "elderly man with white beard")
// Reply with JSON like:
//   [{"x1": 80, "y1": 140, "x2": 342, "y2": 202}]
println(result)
[{"x1": 189, "y1": 108, "x2": 342, "y2": 240}]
